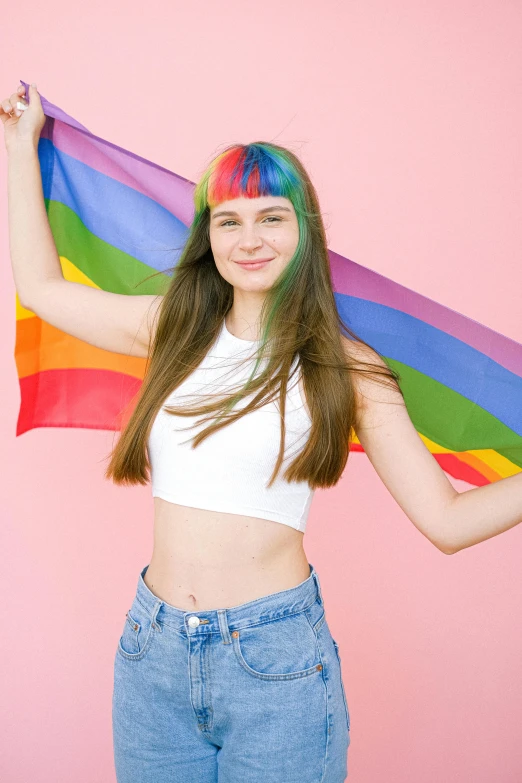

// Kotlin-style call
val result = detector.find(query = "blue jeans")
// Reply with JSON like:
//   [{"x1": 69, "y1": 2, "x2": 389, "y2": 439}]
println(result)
[{"x1": 112, "y1": 562, "x2": 351, "y2": 782}]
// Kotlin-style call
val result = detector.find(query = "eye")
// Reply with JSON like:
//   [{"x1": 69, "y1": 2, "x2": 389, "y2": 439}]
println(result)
[{"x1": 219, "y1": 215, "x2": 283, "y2": 228}]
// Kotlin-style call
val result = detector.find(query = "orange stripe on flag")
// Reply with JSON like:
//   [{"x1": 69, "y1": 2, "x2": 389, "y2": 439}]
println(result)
[{"x1": 15, "y1": 314, "x2": 147, "y2": 380}]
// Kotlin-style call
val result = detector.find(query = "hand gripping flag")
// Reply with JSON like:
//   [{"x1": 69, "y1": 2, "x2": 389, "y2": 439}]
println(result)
[{"x1": 13, "y1": 80, "x2": 522, "y2": 488}]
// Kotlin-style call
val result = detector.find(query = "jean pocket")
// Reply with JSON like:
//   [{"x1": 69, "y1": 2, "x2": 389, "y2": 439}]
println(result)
[
  {"x1": 231, "y1": 608, "x2": 324, "y2": 681},
  {"x1": 117, "y1": 597, "x2": 161, "y2": 662},
  {"x1": 332, "y1": 639, "x2": 351, "y2": 731}
]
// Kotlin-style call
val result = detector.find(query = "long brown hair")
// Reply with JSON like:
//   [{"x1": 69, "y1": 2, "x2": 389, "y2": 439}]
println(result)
[{"x1": 104, "y1": 141, "x2": 403, "y2": 490}]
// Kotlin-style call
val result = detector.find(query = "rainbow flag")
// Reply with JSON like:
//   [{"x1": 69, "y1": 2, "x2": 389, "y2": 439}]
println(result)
[{"x1": 14, "y1": 80, "x2": 522, "y2": 488}]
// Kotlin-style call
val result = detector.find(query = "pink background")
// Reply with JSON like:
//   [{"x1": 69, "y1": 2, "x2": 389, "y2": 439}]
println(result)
[{"x1": 1, "y1": 1, "x2": 521, "y2": 780}]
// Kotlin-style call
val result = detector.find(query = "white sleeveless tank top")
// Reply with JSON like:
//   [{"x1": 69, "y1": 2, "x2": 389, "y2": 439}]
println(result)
[{"x1": 147, "y1": 318, "x2": 314, "y2": 532}]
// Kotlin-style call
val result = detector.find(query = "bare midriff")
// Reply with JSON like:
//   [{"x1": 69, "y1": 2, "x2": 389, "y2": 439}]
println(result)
[
  {"x1": 144, "y1": 497, "x2": 311, "y2": 611},
  {"x1": 144, "y1": 376, "x2": 313, "y2": 612}
]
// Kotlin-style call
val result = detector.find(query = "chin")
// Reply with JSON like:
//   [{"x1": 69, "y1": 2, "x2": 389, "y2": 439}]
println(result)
[{"x1": 236, "y1": 281, "x2": 274, "y2": 293}]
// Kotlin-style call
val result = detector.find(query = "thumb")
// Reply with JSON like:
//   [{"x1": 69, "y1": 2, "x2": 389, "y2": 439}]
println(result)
[{"x1": 28, "y1": 83, "x2": 40, "y2": 104}]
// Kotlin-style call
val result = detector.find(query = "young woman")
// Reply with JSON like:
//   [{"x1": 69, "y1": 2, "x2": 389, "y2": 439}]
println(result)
[{"x1": 4, "y1": 84, "x2": 522, "y2": 783}]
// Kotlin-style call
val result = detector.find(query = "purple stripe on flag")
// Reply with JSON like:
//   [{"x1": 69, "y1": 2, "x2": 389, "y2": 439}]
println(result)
[
  {"x1": 23, "y1": 79, "x2": 196, "y2": 226},
  {"x1": 20, "y1": 79, "x2": 90, "y2": 132},
  {"x1": 44, "y1": 121, "x2": 196, "y2": 226},
  {"x1": 330, "y1": 251, "x2": 522, "y2": 377}
]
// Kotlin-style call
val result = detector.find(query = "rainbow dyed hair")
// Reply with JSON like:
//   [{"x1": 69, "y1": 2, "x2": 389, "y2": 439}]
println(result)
[
  {"x1": 192, "y1": 142, "x2": 314, "y2": 285},
  {"x1": 194, "y1": 142, "x2": 305, "y2": 211}
]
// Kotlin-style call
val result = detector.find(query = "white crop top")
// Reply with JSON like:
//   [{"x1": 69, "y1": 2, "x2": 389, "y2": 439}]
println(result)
[{"x1": 147, "y1": 318, "x2": 314, "y2": 532}]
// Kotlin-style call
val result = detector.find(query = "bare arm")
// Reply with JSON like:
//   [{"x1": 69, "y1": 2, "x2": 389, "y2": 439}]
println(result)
[
  {"x1": 345, "y1": 339, "x2": 522, "y2": 554},
  {"x1": 22, "y1": 281, "x2": 164, "y2": 358},
  {"x1": 5, "y1": 92, "x2": 163, "y2": 358},
  {"x1": 7, "y1": 142, "x2": 63, "y2": 301},
  {"x1": 445, "y1": 471, "x2": 522, "y2": 554}
]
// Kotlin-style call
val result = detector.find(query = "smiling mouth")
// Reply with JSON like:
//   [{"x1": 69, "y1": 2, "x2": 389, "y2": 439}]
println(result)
[{"x1": 235, "y1": 258, "x2": 275, "y2": 266}]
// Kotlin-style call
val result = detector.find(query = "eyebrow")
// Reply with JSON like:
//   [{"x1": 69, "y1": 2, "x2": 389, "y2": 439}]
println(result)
[{"x1": 211, "y1": 205, "x2": 292, "y2": 220}]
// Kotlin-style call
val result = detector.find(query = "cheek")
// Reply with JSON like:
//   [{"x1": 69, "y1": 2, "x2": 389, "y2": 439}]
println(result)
[
  {"x1": 279, "y1": 230, "x2": 299, "y2": 255},
  {"x1": 210, "y1": 234, "x2": 229, "y2": 259},
  {"x1": 271, "y1": 228, "x2": 298, "y2": 251}
]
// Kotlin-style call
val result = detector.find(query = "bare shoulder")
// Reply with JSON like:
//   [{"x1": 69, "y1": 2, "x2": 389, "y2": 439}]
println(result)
[
  {"x1": 145, "y1": 294, "x2": 164, "y2": 344},
  {"x1": 340, "y1": 334, "x2": 383, "y2": 365},
  {"x1": 340, "y1": 334, "x2": 405, "y2": 428}
]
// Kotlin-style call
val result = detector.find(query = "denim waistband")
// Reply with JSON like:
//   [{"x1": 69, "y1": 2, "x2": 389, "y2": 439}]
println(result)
[{"x1": 134, "y1": 562, "x2": 324, "y2": 639}]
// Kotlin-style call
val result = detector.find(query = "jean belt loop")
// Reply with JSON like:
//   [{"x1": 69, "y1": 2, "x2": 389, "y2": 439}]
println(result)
[
  {"x1": 217, "y1": 609, "x2": 232, "y2": 644},
  {"x1": 151, "y1": 599, "x2": 164, "y2": 632},
  {"x1": 311, "y1": 564, "x2": 324, "y2": 605}
]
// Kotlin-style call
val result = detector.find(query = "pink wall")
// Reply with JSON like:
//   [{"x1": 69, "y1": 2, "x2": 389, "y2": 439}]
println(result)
[{"x1": 1, "y1": 1, "x2": 521, "y2": 780}]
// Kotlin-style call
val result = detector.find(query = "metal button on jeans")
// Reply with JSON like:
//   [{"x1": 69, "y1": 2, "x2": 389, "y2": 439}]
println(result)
[{"x1": 188, "y1": 616, "x2": 200, "y2": 628}]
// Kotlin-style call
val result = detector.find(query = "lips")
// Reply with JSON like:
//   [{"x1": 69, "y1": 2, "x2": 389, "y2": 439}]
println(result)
[
  {"x1": 234, "y1": 259, "x2": 275, "y2": 273},
  {"x1": 235, "y1": 258, "x2": 275, "y2": 266}
]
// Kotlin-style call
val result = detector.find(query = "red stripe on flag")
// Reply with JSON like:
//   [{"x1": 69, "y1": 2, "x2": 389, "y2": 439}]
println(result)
[{"x1": 16, "y1": 368, "x2": 143, "y2": 436}]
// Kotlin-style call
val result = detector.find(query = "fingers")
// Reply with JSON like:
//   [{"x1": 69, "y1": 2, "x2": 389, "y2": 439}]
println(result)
[
  {"x1": 11, "y1": 91, "x2": 27, "y2": 115},
  {"x1": 1, "y1": 97, "x2": 14, "y2": 115},
  {"x1": 1, "y1": 85, "x2": 29, "y2": 119}
]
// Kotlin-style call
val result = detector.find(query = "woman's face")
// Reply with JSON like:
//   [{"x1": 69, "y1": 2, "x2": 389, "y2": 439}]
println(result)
[{"x1": 209, "y1": 195, "x2": 299, "y2": 293}]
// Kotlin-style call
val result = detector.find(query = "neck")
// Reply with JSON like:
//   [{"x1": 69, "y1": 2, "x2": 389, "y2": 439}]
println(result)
[{"x1": 226, "y1": 292, "x2": 265, "y2": 341}]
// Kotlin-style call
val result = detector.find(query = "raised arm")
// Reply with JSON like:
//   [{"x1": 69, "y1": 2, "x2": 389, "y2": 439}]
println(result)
[{"x1": 3, "y1": 83, "x2": 163, "y2": 358}]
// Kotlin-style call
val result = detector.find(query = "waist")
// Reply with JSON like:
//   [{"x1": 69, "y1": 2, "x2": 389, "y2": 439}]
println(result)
[
  {"x1": 136, "y1": 560, "x2": 323, "y2": 635},
  {"x1": 147, "y1": 498, "x2": 309, "y2": 610}
]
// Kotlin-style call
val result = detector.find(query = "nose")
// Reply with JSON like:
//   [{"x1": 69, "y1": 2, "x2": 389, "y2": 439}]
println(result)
[{"x1": 238, "y1": 224, "x2": 264, "y2": 253}]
